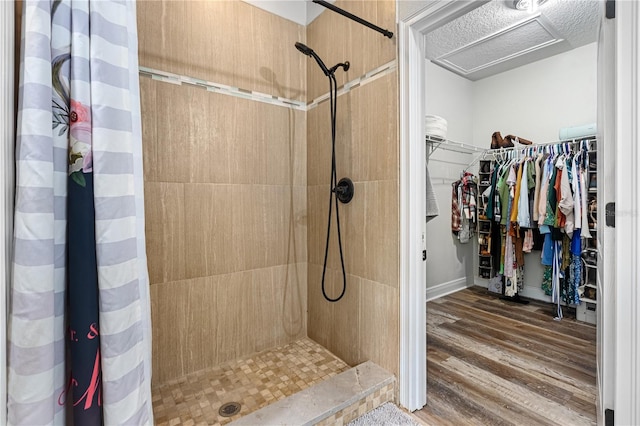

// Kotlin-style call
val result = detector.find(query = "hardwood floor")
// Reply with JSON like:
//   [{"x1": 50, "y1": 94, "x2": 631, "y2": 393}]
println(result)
[{"x1": 415, "y1": 286, "x2": 597, "y2": 426}]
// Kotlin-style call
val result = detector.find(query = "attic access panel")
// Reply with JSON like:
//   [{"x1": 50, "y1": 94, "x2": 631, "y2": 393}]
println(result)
[{"x1": 430, "y1": 14, "x2": 565, "y2": 79}]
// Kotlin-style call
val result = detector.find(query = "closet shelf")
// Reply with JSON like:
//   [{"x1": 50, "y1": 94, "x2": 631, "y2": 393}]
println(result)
[{"x1": 425, "y1": 135, "x2": 484, "y2": 158}]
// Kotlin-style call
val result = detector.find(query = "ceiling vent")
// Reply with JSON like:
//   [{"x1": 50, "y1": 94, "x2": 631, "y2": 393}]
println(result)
[{"x1": 431, "y1": 14, "x2": 565, "y2": 79}]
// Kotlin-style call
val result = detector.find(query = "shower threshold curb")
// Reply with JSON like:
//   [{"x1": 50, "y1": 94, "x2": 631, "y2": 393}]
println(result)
[{"x1": 229, "y1": 361, "x2": 395, "y2": 426}]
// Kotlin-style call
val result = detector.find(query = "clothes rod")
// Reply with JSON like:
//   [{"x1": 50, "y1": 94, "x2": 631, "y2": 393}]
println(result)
[
  {"x1": 465, "y1": 135, "x2": 596, "y2": 171},
  {"x1": 312, "y1": 0, "x2": 394, "y2": 39},
  {"x1": 489, "y1": 135, "x2": 597, "y2": 154}
]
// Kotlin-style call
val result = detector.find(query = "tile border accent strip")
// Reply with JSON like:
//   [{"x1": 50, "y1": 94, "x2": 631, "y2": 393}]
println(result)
[
  {"x1": 138, "y1": 66, "x2": 308, "y2": 111},
  {"x1": 306, "y1": 60, "x2": 398, "y2": 111},
  {"x1": 138, "y1": 59, "x2": 398, "y2": 112}
]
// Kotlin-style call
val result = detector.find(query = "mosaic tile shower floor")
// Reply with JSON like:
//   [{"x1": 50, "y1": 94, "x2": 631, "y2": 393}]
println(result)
[{"x1": 152, "y1": 338, "x2": 350, "y2": 425}]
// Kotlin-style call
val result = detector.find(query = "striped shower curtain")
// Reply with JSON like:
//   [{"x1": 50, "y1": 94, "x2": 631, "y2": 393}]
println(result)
[{"x1": 9, "y1": 0, "x2": 153, "y2": 424}]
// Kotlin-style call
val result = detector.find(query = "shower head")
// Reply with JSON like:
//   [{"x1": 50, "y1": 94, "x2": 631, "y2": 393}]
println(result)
[
  {"x1": 295, "y1": 42, "x2": 330, "y2": 76},
  {"x1": 295, "y1": 42, "x2": 313, "y2": 56}
]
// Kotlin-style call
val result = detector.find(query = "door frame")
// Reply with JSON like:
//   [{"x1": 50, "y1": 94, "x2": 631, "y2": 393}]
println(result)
[
  {"x1": 613, "y1": 1, "x2": 640, "y2": 423},
  {"x1": 397, "y1": 0, "x2": 489, "y2": 411},
  {"x1": 398, "y1": 1, "x2": 640, "y2": 421}
]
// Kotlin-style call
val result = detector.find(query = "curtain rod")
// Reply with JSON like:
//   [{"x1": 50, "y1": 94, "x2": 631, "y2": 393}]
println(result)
[{"x1": 312, "y1": 0, "x2": 394, "y2": 39}]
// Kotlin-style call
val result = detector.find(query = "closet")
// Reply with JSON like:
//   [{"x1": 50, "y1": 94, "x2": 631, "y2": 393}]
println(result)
[{"x1": 423, "y1": 1, "x2": 601, "y2": 325}]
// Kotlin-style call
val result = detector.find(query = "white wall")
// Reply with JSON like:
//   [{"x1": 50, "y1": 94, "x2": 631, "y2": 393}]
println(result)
[
  {"x1": 424, "y1": 60, "x2": 475, "y2": 298},
  {"x1": 472, "y1": 43, "x2": 597, "y2": 145},
  {"x1": 472, "y1": 42, "x2": 597, "y2": 301}
]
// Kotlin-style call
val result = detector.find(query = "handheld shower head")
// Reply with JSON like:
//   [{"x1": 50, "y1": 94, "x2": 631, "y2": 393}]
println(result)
[
  {"x1": 295, "y1": 42, "x2": 330, "y2": 76},
  {"x1": 295, "y1": 42, "x2": 349, "y2": 77},
  {"x1": 295, "y1": 42, "x2": 313, "y2": 56}
]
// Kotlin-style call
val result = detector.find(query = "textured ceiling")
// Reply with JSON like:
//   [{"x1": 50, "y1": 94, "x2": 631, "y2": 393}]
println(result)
[{"x1": 426, "y1": 0, "x2": 601, "y2": 81}]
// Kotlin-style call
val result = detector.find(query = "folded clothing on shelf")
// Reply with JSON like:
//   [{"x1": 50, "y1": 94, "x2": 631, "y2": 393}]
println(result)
[{"x1": 425, "y1": 115, "x2": 447, "y2": 141}]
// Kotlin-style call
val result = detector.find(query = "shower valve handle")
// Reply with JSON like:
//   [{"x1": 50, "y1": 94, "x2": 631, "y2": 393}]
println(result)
[{"x1": 333, "y1": 177, "x2": 354, "y2": 204}]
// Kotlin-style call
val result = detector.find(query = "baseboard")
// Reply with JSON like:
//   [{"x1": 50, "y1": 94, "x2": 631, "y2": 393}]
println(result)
[{"x1": 426, "y1": 277, "x2": 470, "y2": 302}]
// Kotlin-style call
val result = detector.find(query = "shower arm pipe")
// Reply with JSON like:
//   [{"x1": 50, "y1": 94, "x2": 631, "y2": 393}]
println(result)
[{"x1": 312, "y1": 0, "x2": 394, "y2": 39}]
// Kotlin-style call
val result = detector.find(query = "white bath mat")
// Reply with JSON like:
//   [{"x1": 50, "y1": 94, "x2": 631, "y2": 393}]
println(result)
[{"x1": 347, "y1": 402, "x2": 420, "y2": 426}]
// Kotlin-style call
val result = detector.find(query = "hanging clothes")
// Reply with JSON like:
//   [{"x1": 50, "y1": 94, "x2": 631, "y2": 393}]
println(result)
[
  {"x1": 557, "y1": 157, "x2": 575, "y2": 237},
  {"x1": 451, "y1": 172, "x2": 478, "y2": 243},
  {"x1": 481, "y1": 139, "x2": 595, "y2": 307},
  {"x1": 532, "y1": 154, "x2": 545, "y2": 222},
  {"x1": 486, "y1": 164, "x2": 500, "y2": 220},
  {"x1": 426, "y1": 166, "x2": 440, "y2": 219}
]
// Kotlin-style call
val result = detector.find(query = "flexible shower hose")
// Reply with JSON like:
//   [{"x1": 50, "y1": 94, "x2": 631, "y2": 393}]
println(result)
[{"x1": 321, "y1": 72, "x2": 347, "y2": 302}]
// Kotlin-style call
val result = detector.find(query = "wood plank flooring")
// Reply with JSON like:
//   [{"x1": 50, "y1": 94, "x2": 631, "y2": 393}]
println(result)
[{"x1": 415, "y1": 286, "x2": 597, "y2": 426}]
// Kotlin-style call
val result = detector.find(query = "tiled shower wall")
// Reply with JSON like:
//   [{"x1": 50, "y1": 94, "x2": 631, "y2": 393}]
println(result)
[
  {"x1": 306, "y1": 1, "x2": 400, "y2": 378},
  {"x1": 137, "y1": 1, "x2": 308, "y2": 384}
]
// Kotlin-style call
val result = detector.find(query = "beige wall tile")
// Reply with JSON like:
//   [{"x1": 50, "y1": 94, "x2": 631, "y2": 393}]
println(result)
[
  {"x1": 308, "y1": 180, "x2": 371, "y2": 282},
  {"x1": 144, "y1": 182, "x2": 185, "y2": 285},
  {"x1": 250, "y1": 264, "x2": 307, "y2": 352},
  {"x1": 308, "y1": 264, "x2": 361, "y2": 367},
  {"x1": 305, "y1": 2, "x2": 348, "y2": 102},
  {"x1": 187, "y1": 88, "x2": 232, "y2": 185},
  {"x1": 307, "y1": 102, "x2": 332, "y2": 187},
  {"x1": 216, "y1": 270, "x2": 254, "y2": 364},
  {"x1": 139, "y1": 78, "x2": 157, "y2": 182},
  {"x1": 308, "y1": 72, "x2": 398, "y2": 186},
  {"x1": 307, "y1": 184, "x2": 325, "y2": 267},
  {"x1": 293, "y1": 110, "x2": 308, "y2": 186},
  {"x1": 341, "y1": 182, "x2": 367, "y2": 278},
  {"x1": 250, "y1": 267, "x2": 279, "y2": 353},
  {"x1": 308, "y1": 180, "x2": 398, "y2": 287},
  {"x1": 307, "y1": 184, "x2": 353, "y2": 271},
  {"x1": 138, "y1": 1, "x2": 306, "y2": 101},
  {"x1": 154, "y1": 81, "x2": 192, "y2": 183},
  {"x1": 276, "y1": 262, "x2": 308, "y2": 344},
  {"x1": 306, "y1": 0, "x2": 397, "y2": 102},
  {"x1": 187, "y1": 91, "x2": 307, "y2": 186},
  {"x1": 184, "y1": 184, "x2": 304, "y2": 277},
  {"x1": 291, "y1": 186, "x2": 308, "y2": 264},
  {"x1": 359, "y1": 278, "x2": 399, "y2": 377},
  {"x1": 231, "y1": 185, "x2": 285, "y2": 271},
  {"x1": 150, "y1": 277, "x2": 219, "y2": 383},
  {"x1": 189, "y1": 95, "x2": 305, "y2": 187},
  {"x1": 361, "y1": 180, "x2": 399, "y2": 287},
  {"x1": 183, "y1": 184, "x2": 234, "y2": 278},
  {"x1": 151, "y1": 266, "x2": 308, "y2": 384},
  {"x1": 137, "y1": 0, "x2": 191, "y2": 76},
  {"x1": 181, "y1": 276, "x2": 219, "y2": 375},
  {"x1": 328, "y1": 273, "x2": 361, "y2": 366},
  {"x1": 307, "y1": 264, "x2": 333, "y2": 349},
  {"x1": 349, "y1": 72, "x2": 398, "y2": 182}
]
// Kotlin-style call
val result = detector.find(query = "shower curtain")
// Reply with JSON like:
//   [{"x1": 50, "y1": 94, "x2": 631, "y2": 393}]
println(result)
[{"x1": 8, "y1": 0, "x2": 153, "y2": 424}]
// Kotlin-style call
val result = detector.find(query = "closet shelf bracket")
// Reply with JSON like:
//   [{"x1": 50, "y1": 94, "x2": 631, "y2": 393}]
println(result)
[{"x1": 425, "y1": 135, "x2": 484, "y2": 159}]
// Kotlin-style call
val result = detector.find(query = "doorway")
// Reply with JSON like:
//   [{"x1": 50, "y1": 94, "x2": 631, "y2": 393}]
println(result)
[{"x1": 398, "y1": 1, "x2": 640, "y2": 423}]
